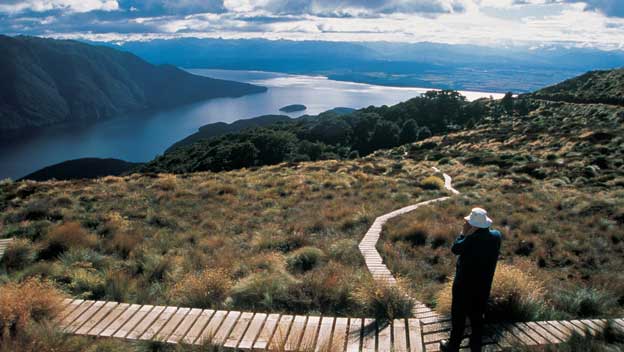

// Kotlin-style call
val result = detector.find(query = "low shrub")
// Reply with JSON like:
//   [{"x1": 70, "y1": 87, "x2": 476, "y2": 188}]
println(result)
[
  {"x1": 0, "y1": 278, "x2": 65, "y2": 339},
  {"x1": 552, "y1": 287, "x2": 618, "y2": 318},
  {"x1": 436, "y1": 263, "x2": 546, "y2": 322},
  {"x1": 105, "y1": 231, "x2": 142, "y2": 259},
  {"x1": 353, "y1": 279, "x2": 414, "y2": 321},
  {"x1": 68, "y1": 268, "x2": 106, "y2": 299},
  {"x1": 1, "y1": 239, "x2": 36, "y2": 272},
  {"x1": 421, "y1": 176, "x2": 445, "y2": 190},
  {"x1": 41, "y1": 222, "x2": 97, "y2": 259},
  {"x1": 286, "y1": 247, "x2": 325, "y2": 273},
  {"x1": 168, "y1": 269, "x2": 233, "y2": 309},
  {"x1": 230, "y1": 271, "x2": 298, "y2": 311},
  {"x1": 328, "y1": 239, "x2": 363, "y2": 265},
  {"x1": 388, "y1": 222, "x2": 428, "y2": 246}
]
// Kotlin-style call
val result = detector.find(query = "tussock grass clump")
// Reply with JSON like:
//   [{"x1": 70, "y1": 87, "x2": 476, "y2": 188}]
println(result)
[
  {"x1": 354, "y1": 279, "x2": 414, "y2": 321},
  {"x1": 230, "y1": 271, "x2": 298, "y2": 311},
  {"x1": 328, "y1": 239, "x2": 363, "y2": 265},
  {"x1": 0, "y1": 278, "x2": 65, "y2": 339},
  {"x1": 41, "y1": 222, "x2": 97, "y2": 259},
  {"x1": 437, "y1": 263, "x2": 546, "y2": 322},
  {"x1": 169, "y1": 269, "x2": 233, "y2": 309},
  {"x1": 420, "y1": 176, "x2": 445, "y2": 190},
  {"x1": 286, "y1": 247, "x2": 325, "y2": 273},
  {"x1": 1, "y1": 238, "x2": 36, "y2": 271}
]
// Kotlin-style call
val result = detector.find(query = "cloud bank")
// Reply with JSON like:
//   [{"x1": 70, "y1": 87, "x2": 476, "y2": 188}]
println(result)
[{"x1": 1, "y1": 0, "x2": 624, "y2": 49}]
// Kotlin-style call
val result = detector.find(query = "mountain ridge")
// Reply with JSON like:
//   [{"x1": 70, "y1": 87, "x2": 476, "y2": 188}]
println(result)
[{"x1": 0, "y1": 35, "x2": 266, "y2": 134}]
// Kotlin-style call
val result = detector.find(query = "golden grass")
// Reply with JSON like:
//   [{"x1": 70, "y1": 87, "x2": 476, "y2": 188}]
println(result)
[
  {"x1": 436, "y1": 263, "x2": 545, "y2": 317},
  {"x1": 168, "y1": 269, "x2": 233, "y2": 309},
  {"x1": 0, "y1": 278, "x2": 65, "y2": 339}
]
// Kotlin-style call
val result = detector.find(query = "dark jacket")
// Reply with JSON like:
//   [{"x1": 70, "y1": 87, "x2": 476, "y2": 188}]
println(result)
[{"x1": 451, "y1": 227, "x2": 502, "y2": 303}]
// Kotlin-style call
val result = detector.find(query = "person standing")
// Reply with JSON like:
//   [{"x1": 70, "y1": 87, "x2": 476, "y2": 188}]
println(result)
[{"x1": 440, "y1": 208, "x2": 502, "y2": 352}]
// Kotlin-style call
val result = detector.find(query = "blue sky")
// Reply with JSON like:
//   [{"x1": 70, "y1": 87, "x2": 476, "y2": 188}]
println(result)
[{"x1": 1, "y1": 0, "x2": 624, "y2": 49}]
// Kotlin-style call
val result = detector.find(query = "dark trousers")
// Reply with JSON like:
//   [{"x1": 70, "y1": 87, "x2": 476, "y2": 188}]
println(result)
[{"x1": 448, "y1": 284, "x2": 487, "y2": 352}]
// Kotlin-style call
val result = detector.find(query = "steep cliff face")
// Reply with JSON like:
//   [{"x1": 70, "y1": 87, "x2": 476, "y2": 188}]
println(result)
[{"x1": 0, "y1": 35, "x2": 266, "y2": 134}]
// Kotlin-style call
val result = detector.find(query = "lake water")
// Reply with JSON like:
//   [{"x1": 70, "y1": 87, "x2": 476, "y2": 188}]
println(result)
[{"x1": 0, "y1": 69, "x2": 504, "y2": 180}]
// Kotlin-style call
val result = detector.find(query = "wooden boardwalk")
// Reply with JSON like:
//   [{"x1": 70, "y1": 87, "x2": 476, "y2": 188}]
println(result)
[
  {"x1": 56, "y1": 297, "x2": 624, "y2": 351},
  {"x1": 0, "y1": 237, "x2": 13, "y2": 260},
  {"x1": 56, "y1": 298, "x2": 426, "y2": 351}
]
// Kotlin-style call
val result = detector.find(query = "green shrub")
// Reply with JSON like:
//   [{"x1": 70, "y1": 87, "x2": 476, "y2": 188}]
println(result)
[
  {"x1": 286, "y1": 247, "x2": 325, "y2": 273},
  {"x1": 420, "y1": 176, "x2": 445, "y2": 190},
  {"x1": 1, "y1": 238, "x2": 36, "y2": 271},
  {"x1": 328, "y1": 239, "x2": 363, "y2": 265},
  {"x1": 388, "y1": 222, "x2": 428, "y2": 246},
  {"x1": 552, "y1": 287, "x2": 618, "y2": 318},
  {"x1": 230, "y1": 271, "x2": 298, "y2": 311},
  {"x1": 68, "y1": 268, "x2": 106, "y2": 299},
  {"x1": 353, "y1": 279, "x2": 414, "y2": 322}
]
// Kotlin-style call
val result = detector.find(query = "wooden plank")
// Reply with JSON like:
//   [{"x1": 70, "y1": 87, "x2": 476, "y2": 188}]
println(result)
[
  {"x1": 559, "y1": 320, "x2": 587, "y2": 336},
  {"x1": 332, "y1": 317, "x2": 349, "y2": 352},
  {"x1": 506, "y1": 323, "x2": 539, "y2": 345},
  {"x1": 140, "y1": 306, "x2": 178, "y2": 340},
  {"x1": 55, "y1": 299, "x2": 84, "y2": 323},
  {"x1": 346, "y1": 318, "x2": 363, "y2": 352},
  {"x1": 88, "y1": 303, "x2": 131, "y2": 336},
  {"x1": 196, "y1": 310, "x2": 228, "y2": 345},
  {"x1": 270, "y1": 315, "x2": 294, "y2": 351},
  {"x1": 300, "y1": 316, "x2": 321, "y2": 351},
  {"x1": 156, "y1": 307, "x2": 190, "y2": 342},
  {"x1": 168, "y1": 308, "x2": 203, "y2": 343},
  {"x1": 377, "y1": 321, "x2": 392, "y2": 352},
  {"x1": 393, "y1": 319, "x2": 408, "y2": 352},
  {"x1": 408, "y1": 319, "x2": 424, "y2": 352},
  {"x1": 524, "y1": 322, "x2": 562, "y2": 343},
  {"x1": 59, "y1": 300, "x2": 94, "y2": 327},
  {"x1": 284, "y1": 315, "x2": 307, "y2": 351},
  {"x1": 535, "y1": 322, "x2": 569, "y2": 342},
  {"x1": 491, "y1": 324, "x2": 522, "y2": 348},
  {"x1": 126, "y1": 305, "x2": 166, "y2": 340},
  {"x1": 361, "y1": 319, "x2": 376, "y2": 352},
  {"x1": 570, "y1": 320, "x2": 597, "y2": 335},
  {"x1": 101, "y1": 304, "x2": 141, "y2": 338},
  {"x1": 213, "y1": 311, "x2": 242, "y2": 345},
  {"x1": 75, "y1": 301, "x2": 118, "y2": 335},
  {"x1": 314, "y1": 317, "x2": 335, "y2": 352},
  {"x1": 253, "y1": 314, "x2": 280, "y2": 350},
  {"x1": 239, "y1": 313, "x2": 267, "y2": 350},
  {"x1": 65, "y1": 300, "x2": 106, "y2": 333},
  {"x1": 515, "y1": 322, "x2": 549, "y2": 345},
  {"x1": 544, "y1": 321, "x2": 574, "y2": 338},
  {"x1": 113, "y1": 305, "x2": 154, "y2": 339},
  {"x1": 580, "y1": 320, "x2": 603, "y2": 333},
  {"x1": 224, "y1": 312, "x2": 254, "y2": 348},
  {"x1": 183, "y1": 309, "x2": 217, "y2": 345},
  {"x1": 253, "y1": 313, "x2": 281, "y2": 350}
]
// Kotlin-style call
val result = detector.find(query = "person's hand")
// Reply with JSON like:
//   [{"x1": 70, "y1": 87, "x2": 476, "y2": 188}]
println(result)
[{"x1": 462, "y1": 221, "x2": 477, "y2": 236}]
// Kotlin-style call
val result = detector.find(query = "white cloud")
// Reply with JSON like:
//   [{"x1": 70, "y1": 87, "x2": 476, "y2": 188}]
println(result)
[{"x1": 0, "y1": 0, "x2": 119, "y2": 14}]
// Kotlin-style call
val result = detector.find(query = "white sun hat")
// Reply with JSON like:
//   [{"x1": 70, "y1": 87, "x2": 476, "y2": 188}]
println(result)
[{"x1": 464, "y1": 207, "x2": 493, "y2": 228}]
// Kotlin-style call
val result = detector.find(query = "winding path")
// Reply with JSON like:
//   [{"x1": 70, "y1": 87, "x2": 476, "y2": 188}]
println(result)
[{"x1": 3, "y1": 169, "x2": 624, "y2": 350}]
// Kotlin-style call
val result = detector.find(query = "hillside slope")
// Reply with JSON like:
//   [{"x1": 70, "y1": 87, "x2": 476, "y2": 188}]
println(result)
[
  {"x1": 0, "y1": 35, "x2": 266, "y2": 134},
  {"x1": 530, "y1": 68, "x2": 624, "y2": 105},
  {"x1": 20, "y1": 158, "x2": 142, "y2": 181}
]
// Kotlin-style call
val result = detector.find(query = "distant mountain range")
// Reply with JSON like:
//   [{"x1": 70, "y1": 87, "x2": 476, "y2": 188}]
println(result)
[
  {"x1": 104, "y1": 38, "x2": 624, "y2": 93},
  {"x1": 0, "y1": 35, "x2": 266, "y2": 135}
]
